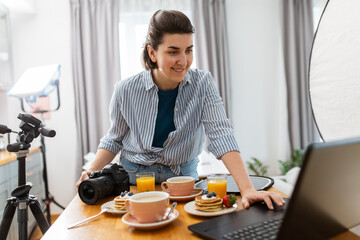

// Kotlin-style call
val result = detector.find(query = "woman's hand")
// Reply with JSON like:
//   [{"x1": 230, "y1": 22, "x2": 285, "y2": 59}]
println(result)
[
  {"x1": 75, "y1": 149, "x2": 117, "y2": 188},
  {"x1": 220, "y1": 152, "x2": 286, "y2": 210},
  {"x1": 241, "y1": 189, "x2": 286, "y2": 210},
  {"x1": 76, "y1": 171, "x2": 92, "y2": 188}
]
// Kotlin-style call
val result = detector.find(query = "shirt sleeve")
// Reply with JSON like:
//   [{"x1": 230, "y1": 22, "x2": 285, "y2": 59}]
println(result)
[
  {"x1": 98, "y1": 82, "x2": 129, "y2": 154},
  {"x1": 201, "y1": 72, "x2": 240, "y2": 158}
]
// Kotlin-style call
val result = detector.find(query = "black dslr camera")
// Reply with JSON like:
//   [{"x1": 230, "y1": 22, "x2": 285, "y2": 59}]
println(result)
[{"x1": 78, "y1": 163, "x2": 130, "y2": 205}]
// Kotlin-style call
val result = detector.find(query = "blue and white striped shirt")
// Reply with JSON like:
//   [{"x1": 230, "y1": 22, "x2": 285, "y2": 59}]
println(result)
[{"x1": 99, "y1": 68, "x2": 240, "y2": 175}]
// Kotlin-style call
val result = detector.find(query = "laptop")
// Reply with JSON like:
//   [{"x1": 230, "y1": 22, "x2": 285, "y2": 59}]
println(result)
[{"x1": 188, "y1": 137, "x2": 360, "y2": 240}]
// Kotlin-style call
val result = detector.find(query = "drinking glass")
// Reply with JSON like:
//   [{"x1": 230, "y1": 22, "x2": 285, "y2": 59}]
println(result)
[
  {"x1": 136, "y1": 172, "x2": 155, "y2": 192},
  {"x1": 207, "y1": 174, "x2": 227, "y2": 198}
]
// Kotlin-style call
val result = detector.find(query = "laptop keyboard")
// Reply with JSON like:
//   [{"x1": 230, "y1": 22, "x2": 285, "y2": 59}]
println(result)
[{"x1": 222, "y1": 218, "x2": 283, "y2": 240}]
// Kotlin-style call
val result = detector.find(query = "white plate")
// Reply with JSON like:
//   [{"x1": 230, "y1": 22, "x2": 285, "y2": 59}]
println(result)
[
  {"x1": 168, "y1": 189, "x2": 203, "y2": 201},
  {"x1": 122, "y1": 208, "x2": 179, "y2": 230},
  {"x1": 101, "y1": 200, "x2": 127, "y2": 214},
  {"x1": 184, "y1": 201, "x2": 237, "y2": 217}
]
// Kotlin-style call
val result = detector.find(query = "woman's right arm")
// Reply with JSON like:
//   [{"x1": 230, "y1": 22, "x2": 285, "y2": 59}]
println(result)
[
  {"x1": 76, "y1": 148, "x2": 116, "y2": 188},
  {"x1": 76, "y1": 82, "x2": 130, "y2": 188}
]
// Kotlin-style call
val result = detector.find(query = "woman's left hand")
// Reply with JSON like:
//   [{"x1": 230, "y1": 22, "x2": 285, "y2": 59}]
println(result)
[{"x1": 240, "y1": 189, "x2": 286, "y2": 210}]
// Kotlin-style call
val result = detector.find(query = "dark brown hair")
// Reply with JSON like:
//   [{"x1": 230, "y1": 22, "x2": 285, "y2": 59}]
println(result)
[{"x1": 142, "y1": 10, "x2": 195, "y2": 70}]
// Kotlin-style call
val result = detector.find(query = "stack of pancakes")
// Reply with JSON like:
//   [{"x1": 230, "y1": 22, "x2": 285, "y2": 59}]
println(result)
[
  {"x1": 194, "y1": 196, "x2": 223, "y2": 212},
  {"x1": 113, "y1": 196, "x2": 126, "y2": 211}
]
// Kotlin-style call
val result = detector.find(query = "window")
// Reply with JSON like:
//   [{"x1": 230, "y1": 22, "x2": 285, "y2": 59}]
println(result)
[{"x1": 312, "y1": 0, "x2": 328, "y2": 31}]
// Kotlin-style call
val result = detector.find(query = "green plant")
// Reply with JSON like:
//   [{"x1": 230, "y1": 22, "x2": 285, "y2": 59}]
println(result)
[
  {"x1": 278, "y1": 149, "x2": 304, "y2": 175},
  {"x1": 246, "y1": 157, "x2": 268, "y2": 176}
]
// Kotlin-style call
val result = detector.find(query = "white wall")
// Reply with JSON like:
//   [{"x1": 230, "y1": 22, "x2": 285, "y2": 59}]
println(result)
[
  {"x1": 226, "y1": 0, "x2": 290, "y2": 175},
  {"x1": 2, "y1": 0, "x2": 76, "y2": 214}
]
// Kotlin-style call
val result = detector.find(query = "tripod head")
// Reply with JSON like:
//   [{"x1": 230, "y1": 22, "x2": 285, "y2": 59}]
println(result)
[{"x1": 0, "y1": 113, "x2": 56, "y2": 152}]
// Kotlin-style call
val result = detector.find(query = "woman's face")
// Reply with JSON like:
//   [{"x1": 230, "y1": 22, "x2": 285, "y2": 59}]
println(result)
[{"x1": 148, "y1": 33, "x2": 193, "y2": 90}]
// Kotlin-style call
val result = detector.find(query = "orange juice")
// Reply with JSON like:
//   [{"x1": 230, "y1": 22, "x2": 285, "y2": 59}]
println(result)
[
  {"x1": 136, "y1": 177, "x2": 155, "y2": 192},
  {"x1": 207, "y1": 179, "x2": 227, "y2": 198}
]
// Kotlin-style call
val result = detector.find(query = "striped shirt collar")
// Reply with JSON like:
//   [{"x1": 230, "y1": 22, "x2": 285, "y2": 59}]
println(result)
[{"x1": 143, "y1": 69, "x2": 192, "y2": 91}]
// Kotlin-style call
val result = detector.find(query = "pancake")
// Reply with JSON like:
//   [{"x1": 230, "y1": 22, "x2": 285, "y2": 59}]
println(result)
[
  {"x1": 195, "y1": 195, "x2": 223, "y2": 212},
  {"x1": 113, "y1": 203, "x2": 126, "y2": 211},
  {"x1": 194, "y1": 205, "x2": 223, "y2": 212},
  {"x1": 114, "y1": 196, "x2": 126, "y2": 203},
  {"x1": 113, "y1": 196, "x2": 126, "y2": 210},
  {"x1": 195, "y1": 196, "x2": 222, "y2": 204},
  {"x1": 113, "y1": 192, "x2": 132, "y2": 210},
  {"x1": 195, "y1": 201, "x2": 222, "y2": 207}
]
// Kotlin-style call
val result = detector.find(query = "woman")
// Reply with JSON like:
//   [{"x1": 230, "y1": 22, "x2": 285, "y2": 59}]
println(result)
[{"x1": 76, "y1": 9, "x2": 285, "y2": 209}]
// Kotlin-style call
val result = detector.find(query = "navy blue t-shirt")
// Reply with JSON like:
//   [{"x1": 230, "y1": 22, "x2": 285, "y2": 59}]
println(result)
[{"x1": 152, "y1": 87, "x2": 178, "y2": 147}]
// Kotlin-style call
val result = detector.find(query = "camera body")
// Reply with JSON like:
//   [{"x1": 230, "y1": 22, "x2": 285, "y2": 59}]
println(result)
[{"x1": 79, "y1": 163, "x2": 130, "y2": 205}]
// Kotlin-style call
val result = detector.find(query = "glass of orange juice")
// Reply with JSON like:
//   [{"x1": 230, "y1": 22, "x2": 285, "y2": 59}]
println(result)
[
  {"x1": 207, "y1": 174, "x2": 227, "y2": 199},
  {"x1": 136, "y1": 172, "x2": 155, "y2": 192}
]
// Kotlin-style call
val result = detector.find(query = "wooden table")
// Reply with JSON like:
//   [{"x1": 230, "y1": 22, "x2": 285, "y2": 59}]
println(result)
[{"x1": 41, "y1": 186, "x2": 359, "y2": 240}]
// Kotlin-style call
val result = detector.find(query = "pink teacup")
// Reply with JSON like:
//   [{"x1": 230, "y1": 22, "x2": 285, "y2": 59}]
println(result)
[
  {"x1": 125, "y1": 191, "x2": 169, "y2": 223},
  {"x1": 161, "y1": 176, "x2": 195, "y2": 196}
]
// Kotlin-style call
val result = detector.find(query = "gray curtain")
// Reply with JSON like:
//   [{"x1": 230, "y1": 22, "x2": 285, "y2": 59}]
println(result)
[
  {"x1": 70, "y1": 0, "x2": 121, "y2": 175},
  {"x1": 282, "y1": 0, "x2": 319, "y2": 152},
  {"x1": 191, "y1": 0, "x2": 231, "y2": 117}
]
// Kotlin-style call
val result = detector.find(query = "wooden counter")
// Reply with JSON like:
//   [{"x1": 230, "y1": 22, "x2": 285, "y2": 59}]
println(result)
[
  {"x1": 40, "y1": 185, "x2": 360, "y2": 240},
  {"x1": 0, "y1": 147, "x2": 41, "y2": 166}
]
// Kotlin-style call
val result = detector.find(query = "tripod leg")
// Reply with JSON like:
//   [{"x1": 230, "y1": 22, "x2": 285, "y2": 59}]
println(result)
[
  {"x1": 17, "y1": 201, "x2": 28, "y2": 240},
  {"x1": 0, "y1": 200, "x2": 16, "y2": 240},
  {"x1": 41, "y1": 135, "x2": 52, "y2": 223},
  {"x1": 30, "y1": 198, "x2": 50, "y2": 234},
  {"x1": 45, "y1": 201, "x2": 51, "y2": 224}
]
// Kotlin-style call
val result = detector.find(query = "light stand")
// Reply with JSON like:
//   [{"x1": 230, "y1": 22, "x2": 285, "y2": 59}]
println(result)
[
  {"x1": 0, "y1": 113, "x2": 56, "y2": 240},
  {"x1": 36, "y1": 112, "x2": 65, "y2": 224},
  {"x1": 7, "y1": 64, "x2": 65, "y2": 224}
]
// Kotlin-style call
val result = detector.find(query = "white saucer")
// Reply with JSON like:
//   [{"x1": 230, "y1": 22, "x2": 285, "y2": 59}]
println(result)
[
  {"x1": 101, "y1": 200, "x2": 127, "y2": 214},
  {"x1": 184, "y1": 201, "x2": 237, "y2": 217},
  {"x1": 168, "y1": 189, "x2": 203, "y2": 201},
  {"x1": 122, "y1": 208, "x2": 179, "y2": 230}
]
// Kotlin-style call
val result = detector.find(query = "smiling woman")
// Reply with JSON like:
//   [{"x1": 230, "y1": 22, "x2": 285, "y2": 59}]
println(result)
[
  {"x1": 118, "y1": 0, "x2": 194, "y2": 80},
  {"x1": 77, "y1": 8, "x2": 285, "y2": 210},
  {"x1": 147, "y1": 33, "x2": 194, "y2": 90}
]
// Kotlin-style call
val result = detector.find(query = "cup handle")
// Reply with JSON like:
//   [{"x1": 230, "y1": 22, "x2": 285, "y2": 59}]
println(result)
[
  {"x1": 161, "y1": 182, "x2": 169, "y2": 192},
  {"x1": 125, "y1": 200, "x2": 133, "y2": 215}
]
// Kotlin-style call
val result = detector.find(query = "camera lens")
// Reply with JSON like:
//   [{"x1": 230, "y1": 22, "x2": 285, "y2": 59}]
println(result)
[
  {"x1": 78, "y1": 176, "x2": 115, "y2": 205},
  {"x1": 83, "y1": 184, "x2": 95, "y2": 199}
]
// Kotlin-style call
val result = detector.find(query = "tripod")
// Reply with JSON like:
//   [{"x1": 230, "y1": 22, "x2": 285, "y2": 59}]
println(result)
[
  {"x1": 0, "y1": 149, "x2": 50, "y2": 240},
  {"x1": 0, "y1": 113, "x2": 56, "y2": 240}
]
